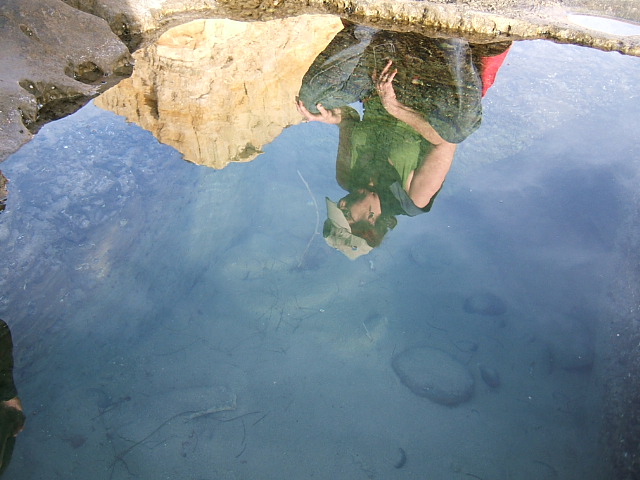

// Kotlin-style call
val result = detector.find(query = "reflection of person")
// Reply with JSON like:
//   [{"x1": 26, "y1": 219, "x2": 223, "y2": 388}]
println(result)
[
  {"x1": 296, "y1": 24, "x2": 509, "y2": 258},
  {"x1": 0, "y1": 319, "x2": 25, "y2": 476}
]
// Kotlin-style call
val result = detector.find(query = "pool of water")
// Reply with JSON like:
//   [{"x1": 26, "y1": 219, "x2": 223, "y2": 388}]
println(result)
[{"x1": 0, "y1": 33, "x2": 639, "y2": 479}]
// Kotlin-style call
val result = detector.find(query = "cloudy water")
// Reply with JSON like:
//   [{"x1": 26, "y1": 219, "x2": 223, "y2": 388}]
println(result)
[{"x1": 0, "y1": 25, "x2": 639, "y2": 480}]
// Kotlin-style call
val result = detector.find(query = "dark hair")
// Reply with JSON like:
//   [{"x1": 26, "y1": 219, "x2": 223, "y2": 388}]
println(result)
[
  {"x1": 0, "y1": 404, "x2": 25, "y2": 476},
  {"x1": 350, "y1": 215, "x2": 397, "y2": 248},
  {"x1": 340, "y1": 189, "x2": 368, "y2": 212},
  {"x1": 340, "y1": 188, "x2": 398, "y2": 248}
]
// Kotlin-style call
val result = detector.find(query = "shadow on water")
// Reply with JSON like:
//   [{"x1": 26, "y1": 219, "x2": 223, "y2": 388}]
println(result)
[{"x1": 1, "y1": 16, "x2": 639, "y2": 480}]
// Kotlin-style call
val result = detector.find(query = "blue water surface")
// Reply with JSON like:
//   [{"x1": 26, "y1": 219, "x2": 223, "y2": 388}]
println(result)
[{"x1": 0, "y1": 38, "x2": 639, "y2": 479}]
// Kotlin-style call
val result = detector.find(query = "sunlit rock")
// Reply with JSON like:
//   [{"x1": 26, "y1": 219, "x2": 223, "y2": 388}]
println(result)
[
  {"x1": 94, "y1": 16, "x2": 344, "y2": 168},
  {"x1": 0, "y1": 0, "x2": 132, "y2": 162},
  {"x1": 63, "y1": 0, "x2": 640, "y2": 56},
  {"x1": 1, "y1": 0, "x2": 639, "y2": 162}
]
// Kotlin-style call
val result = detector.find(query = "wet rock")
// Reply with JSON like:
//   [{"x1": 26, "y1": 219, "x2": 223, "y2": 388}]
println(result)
[
  {"x1": 550, "y1": 330, "x2": 595, "y2": 371},
  {"x1": 453, "y1": 339, "x2": 479, "y2": 353},
  {"x1": 463, "y1": 292, "x2": 507, "y2": 316},
  {"x1": 392, "y1": 346, "x2": 474, "y2": 406},
  {"x1": 67, "y1": 0, "x2": 640, "y2": 57},
  {"x1": 0, "y1": 0, "x2": 133, "y2": 162},
  {"x1": 540, "y1": 311, "x2": 596, "y2": 371},
  {"x1": 2, "y1": 0, "x2": 639, "y2": 163},
  {"x1": 478, "y1": 364, "x2": 501, "y2": 388}
]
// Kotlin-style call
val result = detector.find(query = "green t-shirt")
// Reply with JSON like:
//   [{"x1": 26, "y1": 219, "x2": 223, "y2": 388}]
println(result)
[
  {"x1": 344, "y1": 100, "x2": 440, "y2": 216},
  {"x1": 350, "y1": 98, "x2": 431, "y2": 190}
]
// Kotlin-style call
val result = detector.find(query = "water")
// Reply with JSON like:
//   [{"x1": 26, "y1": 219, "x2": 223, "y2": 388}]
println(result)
[{"x1": 0, "y1": 32, "x2": 639, "y2": 479}]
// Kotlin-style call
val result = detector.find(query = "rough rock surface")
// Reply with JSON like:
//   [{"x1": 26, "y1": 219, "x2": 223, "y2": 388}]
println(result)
[
  {"x1": 392, "y1": 346, "x2": 475, "y2": 405},
  {"x1": 61, "y1": 0, "x2": 640, "y2": 55},
  {"x1": 2, "y1": 0, "x2": 640, "y2": 162},
  {"x1": 0, "y1": 0, "x2": 133, "y2": 162}
]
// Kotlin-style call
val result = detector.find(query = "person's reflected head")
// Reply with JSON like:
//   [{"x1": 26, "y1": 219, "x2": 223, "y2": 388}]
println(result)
[
  {"x1": 339, "y1": 189, "x2": 381, "y2": 225},
  {"x1": 0, "y1": 403, "x2": 25, "y2": 476},
  {"x1": 323, "y1": 196, "x2": 396, "y2": 259}
]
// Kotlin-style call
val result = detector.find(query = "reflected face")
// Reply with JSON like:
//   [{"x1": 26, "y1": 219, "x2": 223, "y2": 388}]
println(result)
[{"x1": 339, "y1": 189, "x2": 381, "y2": 225}]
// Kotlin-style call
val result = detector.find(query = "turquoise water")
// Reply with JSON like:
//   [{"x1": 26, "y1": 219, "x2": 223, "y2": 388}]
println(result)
[{"x1": 0, "y1": 38, "x2": 639, "y2": 479}]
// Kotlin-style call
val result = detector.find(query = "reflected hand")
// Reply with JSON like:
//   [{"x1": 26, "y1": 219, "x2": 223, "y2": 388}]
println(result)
[
  {"x1": 373, "y1": 60, "x2": 402, "y2": 115},
  {"x1": 296, "y1": 99, "x2": 342, "y2": 125},
  {"x1": 2, "y1": 396, "x2": 25, "y2": 436}
]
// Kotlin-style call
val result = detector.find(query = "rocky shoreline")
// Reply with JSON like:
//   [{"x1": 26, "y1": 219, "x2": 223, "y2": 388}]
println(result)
[{"x1": 1, "y1": 0, "x2": 640, "y2": 163}]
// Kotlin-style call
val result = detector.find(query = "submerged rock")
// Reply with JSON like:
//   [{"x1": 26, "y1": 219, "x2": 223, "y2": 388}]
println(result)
[
  {"x1": 533, "y1": 309, "x2": 596, "y2": 372},
  {"x1": 478, "y1": 364, "x2": 501, "y2": 388},
  {"x1": 392, "y1": 346, "x2": 474, "y2": 406},
  {"x1": 463, "y1": 292, "x2": 507, "y2": 316},
  {"x1": 546, "y1": 314, "x2": 595, "y2": 371}
]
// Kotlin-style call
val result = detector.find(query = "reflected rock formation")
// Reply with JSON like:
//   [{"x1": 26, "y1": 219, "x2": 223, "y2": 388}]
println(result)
[
  {"x1": 2, "y1": 0, "x2": 639, "y2": 162},
  {"x1": 94, "y1": 16, "x2": 344, "y2": 168}
]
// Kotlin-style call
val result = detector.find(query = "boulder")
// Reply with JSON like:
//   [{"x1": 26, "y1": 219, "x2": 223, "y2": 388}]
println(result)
[
  {"x1": 478, "y1": 364, "x2": 501, "y2": 388},
  {"x1": 392, "y1": 346, "x2": 474, "y2": 406},
  {"x1": 0, "y1": 0, "x2": 133, "y2": 162},
  {"x1": 463, "y1": 292, "x2": 507, "y2": 316},
  {"x1": 543, "y1": 312, "x2": 595, "y2": 371}
]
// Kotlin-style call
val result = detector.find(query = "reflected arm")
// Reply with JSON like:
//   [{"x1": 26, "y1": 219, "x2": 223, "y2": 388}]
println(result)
[
  {"x1": 384, "y1": 101, "x2": 456, "y2": 208},
  {"x1": 375, "y1": 61, "x2": 457, "y2": 208},
  {"x1": 295, "y1": 100, "x2": 359, "y2": 190},
  {"x1": 407, "y1": 139, "x2": 456, "y2": 209}
]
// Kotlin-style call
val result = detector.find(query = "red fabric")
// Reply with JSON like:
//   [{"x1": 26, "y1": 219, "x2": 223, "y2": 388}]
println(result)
[{"x1": 480, "y1": 48, "x2": 510, "y2": 97}]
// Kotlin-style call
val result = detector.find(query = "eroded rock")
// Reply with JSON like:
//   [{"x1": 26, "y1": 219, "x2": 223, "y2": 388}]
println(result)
[{"x1": 0, "y1": 0, "x2": 133, "y2": 161}]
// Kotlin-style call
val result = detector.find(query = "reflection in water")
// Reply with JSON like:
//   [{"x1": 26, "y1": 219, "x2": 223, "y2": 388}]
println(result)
[
  {"x1": 0, "y1": 16, "x2": 639, "y2": 480},
  {"x1": 567, "y1": 14, "x2": 640, "y2": 36},
  {"x1": 0, "y1": 173, "x2": 6, "y2": 213},
  {"x1": 95, "y1": 16, "x2": 344, "y2": 169},
  {"x1": 296, "y1": 24, "x2": 509, "y2": 258},
  {"x1": 0, "y1": 320, "x2": 25, "y2": 477}
]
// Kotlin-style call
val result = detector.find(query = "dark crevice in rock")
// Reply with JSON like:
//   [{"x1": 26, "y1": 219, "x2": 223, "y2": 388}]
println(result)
[
  {"x1": 17, "y1": 81, "x2": 88, "y2": 134},
  {"x1": 18, "y1": 23, "x2": 37, "y2": 38},
  {"x1": 64, "y1": 61, "x2": 105, "y2": 85}
]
